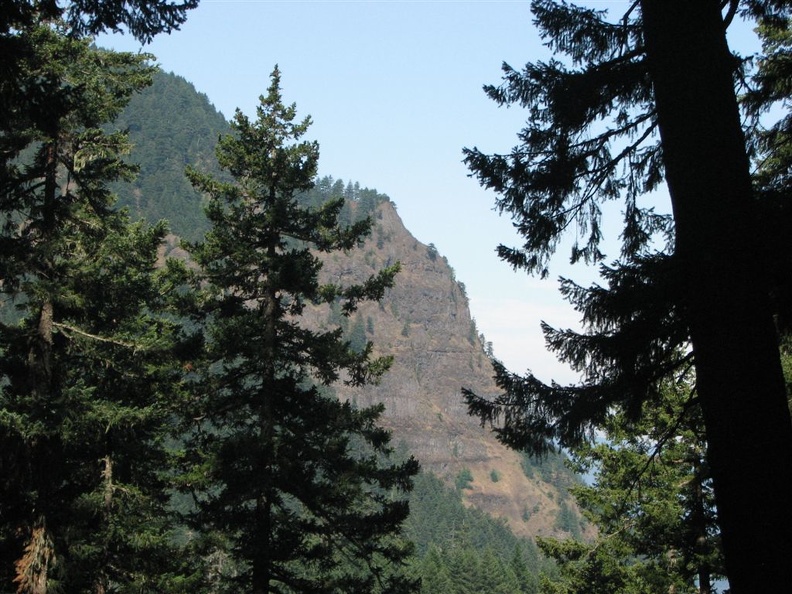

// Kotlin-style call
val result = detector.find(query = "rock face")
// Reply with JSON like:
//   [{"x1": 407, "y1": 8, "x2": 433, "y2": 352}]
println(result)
[{"x1": 307, "y1": 199, "x2": 586, "y2": 540}]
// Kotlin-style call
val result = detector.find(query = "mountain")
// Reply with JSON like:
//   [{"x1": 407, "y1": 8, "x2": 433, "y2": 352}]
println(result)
[
  {"x1": 117, "y1": 70, "x2": 588, "y2": 543},
  {"x1": 111, "y1": 71, "x2": 229, "y2": 242},
  {"x1": 308, "y1": 191, "x2": 586, "y2": 540}
]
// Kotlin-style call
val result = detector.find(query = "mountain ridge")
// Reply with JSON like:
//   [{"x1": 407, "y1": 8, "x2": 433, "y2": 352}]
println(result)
[{"x1": 312, "y1": 197, "x2": 585, "y2": 540}]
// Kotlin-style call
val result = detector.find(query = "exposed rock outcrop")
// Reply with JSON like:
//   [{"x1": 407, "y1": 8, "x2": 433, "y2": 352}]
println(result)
[{"x1": 308, "y1": 200, "x2": 587, "y2": 540}]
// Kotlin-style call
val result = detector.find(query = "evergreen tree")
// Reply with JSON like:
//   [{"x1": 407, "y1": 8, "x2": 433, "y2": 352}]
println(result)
[
  {"x1": 0, "y1": 23, "x2": 191, "y2": 593},
  {"x1": 463, "y1": 2, "x2": 792, "y2": 591},
  {"x1": 404, "y1": 472, "x2": 543, "y2": 594},
  {"x1": 537, "y1": 381, "x2": 723, "y2": 594},
  {"x1": 414, "y1": 546, "x2": 455, "y2": 594},
  {"x1": 1, "y1": 0, "x2": 198, "y2": 217},
  {"x1": 0, "y1": 0, "x2": 197, "y2": 44},
  {"x1": 743, "y1": 9, "x2": 792, "y2": 335},
  {"x1": 180, "y1": 67, "x2": 419, "y2": 594}
]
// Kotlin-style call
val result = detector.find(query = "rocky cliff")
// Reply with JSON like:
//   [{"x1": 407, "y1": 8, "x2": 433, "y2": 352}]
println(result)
[{"x1": 305, "y1": 198, "x2": 586, "y2": 540}]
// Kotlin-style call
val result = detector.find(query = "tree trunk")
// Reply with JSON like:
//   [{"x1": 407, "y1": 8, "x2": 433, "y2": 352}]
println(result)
[
  {"x1": 251, "y1": 225, "x2": 280, "y2": 594},
  {"x1": 639, "y1": 1, "x2": 792, "y2": 591},
  {"x1": 17, "y1": 136, "x2": 59, "y2": 594},
  {"x1": 13, "y1": 518, "x2": 54, "y2": 594},
  {"x1": 692, "y1": 460, "x2": 711, "y2": 594}
]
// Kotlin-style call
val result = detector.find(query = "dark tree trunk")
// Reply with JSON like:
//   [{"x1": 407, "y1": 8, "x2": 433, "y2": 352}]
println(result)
[
  {"x1": 251, "y1": 231, "x2": 280, "y2": 594},
  {"x1": 640, "y1": 1, "x2": 792, "y2": 591},
  {"x1": 692, "y1": 461, "x2": 711, "y2": 594}
]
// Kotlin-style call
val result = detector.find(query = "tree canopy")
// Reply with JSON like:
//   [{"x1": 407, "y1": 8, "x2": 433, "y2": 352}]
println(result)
[
  {"x1": 0, "y1": 23, "x2": 195, "y2": 593},
  {"x1": 0, "y1": 2, "x2": 205, "y2": 591},
  {"x1": 0, "y1": 0, "x2": 198, "y2": 43},
  {"x1": 537, "y1": 380, "x2": 723, "y2": 594},
  {"x1": 464, "y1": 2, "x2": 792, "y2": 591}
]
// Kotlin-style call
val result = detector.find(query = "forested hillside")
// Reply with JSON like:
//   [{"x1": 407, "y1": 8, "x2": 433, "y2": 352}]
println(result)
[
  {"x1": 109, "y1": 69, "x2": 585, "y2": 590},
  {"x1": 404, "y1": 473, "x2": 555, "y2": 594},
  {"x1": 117, "y1": 69, "x2": 587, "y2": 542},
  {"x1": 0, "y1": 33, "x2": 592, "y2": 590},
  {"x1": 6, "y1": 2, "x2": 791, "y2": 592},
  {"x1": 112, "y1": 71, "x2": 228, "y2": 241}
]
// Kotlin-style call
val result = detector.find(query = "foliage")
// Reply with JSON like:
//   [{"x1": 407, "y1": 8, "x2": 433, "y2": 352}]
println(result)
[
  {"x1": 463, "y1": 1, "x2": 792, "y2": 590},
  {"x1": 454, "y1": 468, "x2": 474, "y2": 490},
  {"x1": 178, "y1": 67, "x2": 418, "y2": 594},
  {"x1": 461, "y1": 0, "x2": 681, "y2": 455},
  {"x1": 0, "y1": 0, "x2": 197, "y2": 44},
  {"x1": 0, "y1": 5, "x2": 594, "y2": 594},
  {"x1": 414, "y1": 545, "x2": 536, "y2": 594},
  {"x1": 461, "y1": 0, "x2": 792, "y2": 450},
  {"x1": 0, "y1": 0, "x2": 198, "y2": 210},
  {"x1": 743, "y1": 11, "x2": 792, "y2": 334},
  {"x1": 302, "y1": 176, "x2": 391, "y2": 229},
  {"x1": 0, "y1": 18, "x2": 192, "y2": 593},
  {"x1": 518, "y1": 450, "x2": 585, "y2": 539},
  {"x1": 538, "y1": 381, "x2": 724, "y2": 593},
  {"x1": 404, "y1": 472, "x2": 547, "y2": 594},
  {"x1": 109, "y1": 70, "x2": 391, "y2": 245},
  {"x1": 520, "y1": 449, "x2": 578, "y2": 492},
  {"x1": 426, "y1": 244, "x2": 439, "y2": 262}
]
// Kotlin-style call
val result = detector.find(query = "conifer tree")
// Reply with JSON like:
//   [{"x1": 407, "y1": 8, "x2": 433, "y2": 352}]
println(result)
[
  {"x1": 1, "y1": 0, "x2": 199, "y2": 225},
  {"x1": 0, "y1": 0, "x2": 197, "y2": 45},
  {"x1": 463, "y1": 1, "x2": 792, "y2": 591},
  {"x1": 0, "y1": 23, "x2": 192, "y2": 593},
  {"x1": 181, "y1": 67, "x2": 419, "y2": 594},
  {"x1": 743, "y1": 10, "x2": 792, "y2": 334},
  {"x1": 537, "y1": 381, "x2": 723, "y2": 594}
]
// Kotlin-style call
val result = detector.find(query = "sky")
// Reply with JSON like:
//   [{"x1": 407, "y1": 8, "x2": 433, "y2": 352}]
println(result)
[{"x1": 96, "y1": 1, "x2": 755, "y2": 385}]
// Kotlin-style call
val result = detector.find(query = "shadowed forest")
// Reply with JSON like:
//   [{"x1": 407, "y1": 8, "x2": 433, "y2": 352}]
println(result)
[{"x1": 2, "y1": 1, "x2": 792, "y2": 593}]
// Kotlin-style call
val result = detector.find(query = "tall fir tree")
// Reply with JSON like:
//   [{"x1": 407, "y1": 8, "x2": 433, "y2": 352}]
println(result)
[
  {"x1": 463, "y1": 1, "x2": 792, "y2": 591},
  {"x1": 0, "y1": 20, "x2": 193, "y2": 594},
  {"x1": 180, "y1": 67, "x2": 419, "y2": 594}
]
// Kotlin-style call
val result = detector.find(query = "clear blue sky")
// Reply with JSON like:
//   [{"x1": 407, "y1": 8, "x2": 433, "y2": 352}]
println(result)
[{"x1": 97, "y1": 1, "x2": 757, "y2": 384}]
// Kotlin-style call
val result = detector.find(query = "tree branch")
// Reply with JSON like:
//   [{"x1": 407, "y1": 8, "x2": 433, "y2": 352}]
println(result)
[{"x1": 53, "y1": 322, "x2": 138, "y2": 350}]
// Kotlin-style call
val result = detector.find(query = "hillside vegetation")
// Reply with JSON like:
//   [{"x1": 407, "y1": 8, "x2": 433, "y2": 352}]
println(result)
[
  {"x1": 111, "y1": 71, "x2": 228, "y2": 241},
  {"x1": 113, "y1": 69, "x2": 589, "y2": 580}
]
